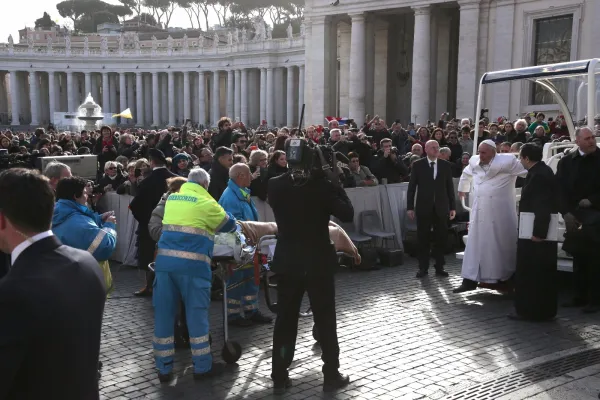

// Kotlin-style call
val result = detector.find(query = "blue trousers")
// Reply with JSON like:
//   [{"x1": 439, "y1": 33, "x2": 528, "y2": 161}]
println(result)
[
  {"x1": 227, "y1": 264, "x2": 259, "y2": 320},
  {"x1": 153, "y1": 271, "x2": 212, "y2": 374}
]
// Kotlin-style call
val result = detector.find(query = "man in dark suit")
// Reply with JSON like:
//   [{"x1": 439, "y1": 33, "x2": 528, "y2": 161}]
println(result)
[
  {"x1": 268, "y1": 140, "x2": 354, "y2": 395},
  {"x1": 130, "y1": 149, "x2": 176, "y2": 296},
  {"x1": 556, "y1": 127, "x2": 600, "y2": 314},
  {"x1": 407, "y1": 140, "x2": 456, "y2": 278},
  {"x1": 510, "y1": 143, "x2": 558, "y2": 321},
  {"x1": 208, "y1": 146, "x2": 233, "y2": 201},
  {"x1": 0, "y1": 251, "x2": 9, "y2": 279},
  {"x1": 0, "y1": 168, "x2": 106, "y2": 400}
]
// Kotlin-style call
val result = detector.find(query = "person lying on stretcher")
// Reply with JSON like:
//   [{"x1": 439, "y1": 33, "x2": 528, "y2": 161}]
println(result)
[{"x1": 233, "y1": 220, "x2": 362, "y2": 266}]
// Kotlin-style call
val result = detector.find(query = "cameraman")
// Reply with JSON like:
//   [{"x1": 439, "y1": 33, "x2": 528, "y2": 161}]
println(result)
[{"x1": 268, "y1": 138, "x2": 353, "y2": 395}]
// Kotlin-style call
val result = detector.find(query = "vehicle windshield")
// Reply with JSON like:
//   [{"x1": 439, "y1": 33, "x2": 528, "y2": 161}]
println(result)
[{"x1": 481, "y1": 59, "x2": 600, "y2": 139}]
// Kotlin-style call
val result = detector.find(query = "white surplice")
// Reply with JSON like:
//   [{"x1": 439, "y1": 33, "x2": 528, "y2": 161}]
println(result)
[{"x1": 458, "y1": 154, "x2": 527, "y2": 283}]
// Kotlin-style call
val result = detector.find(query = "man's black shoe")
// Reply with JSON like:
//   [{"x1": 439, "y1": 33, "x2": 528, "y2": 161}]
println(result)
[
  {"x1": 562, "y1": 298, "x2": 588, "y2": 308},
  {"x1": 194, "y1": 363, "x2": 226, "y2": 380},
  {"x1": 416, "y1": 270, "x2": 428, "y2": 278},
  {"x1": 323, "y1": 373, "x2": 350, "y2": 392},
  {"x1": 158, "y1": 372, "x2": 173, "y2": 383},
  {"x1": 273, "y1": 378, "x2": 293, "y2": 395},
  {"x1": 250, "y1": 311, "x2": 273, "y2": 324},
  {"x1": 134, "y1": 287, "x2": 152, "y2": 297},
  {"x1": 453, "y1": 284, "x2": 476, "y2": 293},
  {"x1": 435, "y1": 269, "x2": 449, "y2": 277},
  {"x1": 583, "y1": 304, "x2": 600, "y2": 314}
]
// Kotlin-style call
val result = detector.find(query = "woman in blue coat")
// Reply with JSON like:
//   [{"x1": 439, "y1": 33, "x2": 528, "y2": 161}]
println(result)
[
  {"x1": 218, "y1": 163, "x2": 272, "y2": 326},
  {"x1": 52, "y1": 177, "x2": 117, "y2": 293}
]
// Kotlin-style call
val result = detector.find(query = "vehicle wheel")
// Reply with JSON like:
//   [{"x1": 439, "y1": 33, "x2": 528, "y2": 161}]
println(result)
[
  {"x1": 222, "y1": 340, "x2": 242, "y2": 364},
  {"x1": 263, "y1": 271, "x2": 278, "y2": 314},
  {"x1": 312, "y1": 325, "x2": 320, "y2": 343}
]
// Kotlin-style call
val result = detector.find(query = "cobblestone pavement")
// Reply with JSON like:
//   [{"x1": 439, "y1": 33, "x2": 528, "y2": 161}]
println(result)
[{"x1": 100, "y1": 257, "x2": 600, "y2": 400}]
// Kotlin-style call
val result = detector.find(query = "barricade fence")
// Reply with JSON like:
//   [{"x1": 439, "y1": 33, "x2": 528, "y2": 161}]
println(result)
[{"x1": 97, "y1": 179, "x2": 466, "y2": 265}]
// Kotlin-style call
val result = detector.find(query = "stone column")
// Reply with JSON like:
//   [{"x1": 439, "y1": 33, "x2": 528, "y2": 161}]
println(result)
[
  {"x1": 260, "y1": 68, "x2": 266, "y2": 122},
  {"x1": 161, "y1": 74, "x2": 168, "y2": 125},
  {"x1": 102, "y1": 72, "x2": 109, "y2": 113},
  {"x1": 183, "y1": 71, "x2": 191, "y2": 121},
  {"x1": 168, "y1": 71, "x2": 175, "y2": 126},
  {"x1": 298, "y1": 65, "x2": 305, "y2": 122},
  {"x1": 144, "y1": 74, "x2": 152, "y2": 126},
  {"x1": 66, "y1": 71, "x2": 76, "y2": 113},
  {"x1": 212, "y1": 71, "x2": 221, "y2": 125},
  {"x1": 266, "y1": 67, "x2": 274, "y2": 126},
  {"x1": 28, "y1": 71, "x2": 39, "y2": 126},
  {"x1": 227, "y1": 70, "x2": 234, "y2": 118},
  {"x1": 490, "y1": 0, "x2": 515, "y2": 118},
  {"x1": 234, "y1": 70, "x2": 241, "y2": 122},
  {"x1": 152, "y1": 72, "x2": 160, "y2": 127},
  {"x1": 84, "y1": 72, "x2": 92, "y2": 97},
  {"x1": 91, "y1": 74, "x2": 100, "y2": 104},
  {"x1": 240, "y1": 69, "x2": 248, "y2": 125},
  {"x1": 275, "y1": 68, "x2": 285, "y2": 126},
  {"x1": 126, "y1": 74, "x2": 134, "y2": 113},
  {"x1": 338, "y1": 22, "x2": 351, "y2": 117},
  {"x1": 348, "y1": 13, "x2": 366, "y2": 127},
  {"x1": 456, "y1": 0, "x2": 480, "y2": 119},
  {"x1": 286, "y1": 66, "x2": 295, "y2": 126},
  {"x1": 109, "y1": 74, "x2": 117, "y2": 114},
  {"x1": 48, "y1": 72, "x2": 56, "y2": 123},
  {"x1": 136, "y1": 72, "x2": 144, "y2": 127},
  {"x1": 9, "y1": 71, "x2": 20, "y2": 126},
  {"x1": 410, "y1": 6, "x2": 431, "y2": 125},
  {"x1": 198, "y1": 71, "x2": 206, "y2": 127},
  {"x1": 119, "y1": 73, "x2": 127, "y2": 123}
]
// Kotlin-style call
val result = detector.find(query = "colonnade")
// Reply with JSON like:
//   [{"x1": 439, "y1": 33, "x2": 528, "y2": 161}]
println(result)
[{"x1": 1, "y1": 65, "x2": 306, "y2": 128}]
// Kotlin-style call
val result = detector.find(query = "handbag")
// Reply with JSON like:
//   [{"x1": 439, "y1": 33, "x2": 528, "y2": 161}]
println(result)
[{"x1": 98, "y1": 260, "x2": 114, "y2": 297}]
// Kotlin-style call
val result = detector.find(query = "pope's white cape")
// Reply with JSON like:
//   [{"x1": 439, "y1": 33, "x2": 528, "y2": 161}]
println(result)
[{"x1": 458, "y1": 153, "x2": 527, "y2": 283}]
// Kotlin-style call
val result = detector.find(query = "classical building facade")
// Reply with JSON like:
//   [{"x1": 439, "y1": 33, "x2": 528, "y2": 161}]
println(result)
[{"x1": 0, "y1": 0, "x2": 598, "y2": 129}]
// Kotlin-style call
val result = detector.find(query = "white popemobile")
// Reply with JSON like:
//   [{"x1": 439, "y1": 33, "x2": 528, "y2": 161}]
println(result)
[{"x1": 457, "y1": 58, "x2": 600, "y2": 273}]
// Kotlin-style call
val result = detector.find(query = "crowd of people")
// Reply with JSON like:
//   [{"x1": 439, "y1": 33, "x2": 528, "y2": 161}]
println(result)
[
  {"x1": 2, "y1": 111, "x2": 593, "y2": 198},
  {"x1": 1, "y1": 107, "x2": 600, "y2": 398}
]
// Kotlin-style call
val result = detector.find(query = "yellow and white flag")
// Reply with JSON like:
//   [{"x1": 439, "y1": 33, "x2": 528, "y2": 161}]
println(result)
[{"x1": 112, "y1": 108, "x2": 133, "y2": 119}]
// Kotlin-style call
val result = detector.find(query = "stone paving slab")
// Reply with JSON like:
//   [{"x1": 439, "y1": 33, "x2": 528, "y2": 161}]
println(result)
[{"x1": 100, "y1": 257, "x2": 600, "y2": 400}]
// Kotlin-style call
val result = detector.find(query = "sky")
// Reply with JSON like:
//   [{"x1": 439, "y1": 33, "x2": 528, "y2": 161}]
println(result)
[{"x1": 1, "y1": 0, "x2": 219, "y2": 42}]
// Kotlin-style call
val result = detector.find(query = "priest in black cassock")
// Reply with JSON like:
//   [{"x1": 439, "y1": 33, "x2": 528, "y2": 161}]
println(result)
[{"x1": 509, "y1": 143, "x2": 558, "y2": 321}]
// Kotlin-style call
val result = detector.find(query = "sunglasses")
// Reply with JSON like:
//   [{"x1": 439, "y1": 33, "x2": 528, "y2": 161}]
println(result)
[{"x1": 107, "y1": 167, "x2": 116, "y2": 170}]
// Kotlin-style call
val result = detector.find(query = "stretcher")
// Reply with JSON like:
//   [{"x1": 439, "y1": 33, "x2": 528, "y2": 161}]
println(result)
[{"x1": 211, "y1": 226, "x2": 279, "y2": 364}]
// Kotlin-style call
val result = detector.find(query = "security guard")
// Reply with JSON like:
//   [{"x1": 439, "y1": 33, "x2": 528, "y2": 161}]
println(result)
[
  {"x1": 152, "y1": 167, "x2": 237, "y2": 382},
  {"x1": 218, "y1": 163, "x2": 272, "y2": 326}
]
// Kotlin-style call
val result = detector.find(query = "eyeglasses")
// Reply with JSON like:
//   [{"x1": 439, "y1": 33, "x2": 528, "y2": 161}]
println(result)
[{"x1": 107, "y1": 167, "x2": 116, "y2": 170}]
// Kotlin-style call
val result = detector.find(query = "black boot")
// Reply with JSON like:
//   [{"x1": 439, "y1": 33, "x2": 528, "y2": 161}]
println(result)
[{"x1": 323, "y1": 372, "x2": 350, "y2": 392}]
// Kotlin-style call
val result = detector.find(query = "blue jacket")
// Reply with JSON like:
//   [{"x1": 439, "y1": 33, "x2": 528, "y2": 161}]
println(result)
[
  {"x1": 52, "y1": 199, "x2": 117, "y2": 262},
  {"x1": 218, "y1": 180, "x2": 259, "y2": 222}
]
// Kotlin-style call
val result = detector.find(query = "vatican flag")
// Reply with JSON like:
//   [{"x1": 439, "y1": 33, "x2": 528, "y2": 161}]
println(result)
[{"x1": 112, "y1": 108, "x2": 133, "y2": 119}]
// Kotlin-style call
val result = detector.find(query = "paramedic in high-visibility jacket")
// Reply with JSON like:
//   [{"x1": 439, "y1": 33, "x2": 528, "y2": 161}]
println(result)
[
  {"x1": 152, "y1": 167, "x2": 237, "y2": 383},
  {"x1": 218, "y1": 163, "x2": 273, "y2": 326}
]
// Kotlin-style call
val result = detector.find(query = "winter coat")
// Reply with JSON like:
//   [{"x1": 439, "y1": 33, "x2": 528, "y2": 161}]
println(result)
[{"x1": 52, "y1": 199, "x2": 117, "y2": 261}]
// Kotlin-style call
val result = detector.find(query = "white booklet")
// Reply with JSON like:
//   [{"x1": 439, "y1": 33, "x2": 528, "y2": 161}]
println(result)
[{"x1": 518, "y1": 212, "x2": 559, "y2": 241}]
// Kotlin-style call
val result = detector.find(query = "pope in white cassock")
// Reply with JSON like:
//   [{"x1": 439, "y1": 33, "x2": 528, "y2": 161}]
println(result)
[{"x1": 453, "y1": 139, "x2": 528, "y2": 293}]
